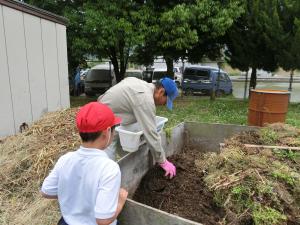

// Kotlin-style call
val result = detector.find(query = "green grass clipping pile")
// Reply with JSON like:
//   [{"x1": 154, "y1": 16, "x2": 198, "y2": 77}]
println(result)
[{"x1": 197, "y1": 124, "x2": 300, "y2": 225}]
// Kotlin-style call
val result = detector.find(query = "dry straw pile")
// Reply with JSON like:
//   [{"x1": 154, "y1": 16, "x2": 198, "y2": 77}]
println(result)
[{"x1": 0, "y1": 108, "x2": 80, "y2": 225}]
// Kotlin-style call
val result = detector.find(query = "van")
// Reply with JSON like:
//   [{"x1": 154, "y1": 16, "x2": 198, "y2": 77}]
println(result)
[
  {"x1": 125, "y1": 69, "x2": 143, "y2": 80},
  {"x1": 84, "y1": 64, "x2": 115, "y2": 96},
  {"x1": 182, "y1": 66, "x2": 233, "y2": 95}
]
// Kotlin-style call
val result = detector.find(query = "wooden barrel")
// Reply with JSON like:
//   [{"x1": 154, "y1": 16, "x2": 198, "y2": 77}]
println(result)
[{"x1": 248, "y1": 89, "x2": 290, "y2": 126}]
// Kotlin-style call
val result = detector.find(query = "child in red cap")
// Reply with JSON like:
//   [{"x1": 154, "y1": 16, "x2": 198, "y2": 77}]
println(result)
[{"x1": 41, "y1": 102, "x2": 128, "y2": 225}]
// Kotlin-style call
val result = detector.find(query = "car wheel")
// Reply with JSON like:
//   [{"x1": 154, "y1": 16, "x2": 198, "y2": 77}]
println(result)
[
  {"x1": 184, "y1": 89, "x2": 193, "y2": 96},
  {"x1": 216, "y1": 90, "x2": 224, "y2": 97},
  {"x1": 85, "y1": 92, "x2": 95, "y2": 97}
]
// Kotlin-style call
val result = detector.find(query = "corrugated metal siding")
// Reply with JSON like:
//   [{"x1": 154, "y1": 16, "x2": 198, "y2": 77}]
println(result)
[
  {"x1": 0, "y1": 5, "x2": 69, "y2": 137},
  {"x1": 56, "y1": 23, "x2": 70, "y2": 109},
  {"x1": 0, "y1": 6, "x2": 15, "y2": 136},
  {"x1": 24, "y1": 13, "x2": 48, "y2": 121}
]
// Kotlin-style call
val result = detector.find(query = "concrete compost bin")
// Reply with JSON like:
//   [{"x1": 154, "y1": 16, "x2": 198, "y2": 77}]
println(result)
[{"x1": 117, "y1": 122, "x2": 256, "y2": 225}]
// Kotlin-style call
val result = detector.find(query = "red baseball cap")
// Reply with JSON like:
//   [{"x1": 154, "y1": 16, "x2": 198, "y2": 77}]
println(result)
[{"x1": 76, "y1": 102, "x2": 122, "y2": 133}]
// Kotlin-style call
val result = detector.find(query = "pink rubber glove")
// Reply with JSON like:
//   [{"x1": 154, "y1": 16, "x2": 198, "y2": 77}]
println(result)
[{"x1": 159, "y1": 160, "x2": 176, "y2": 179}]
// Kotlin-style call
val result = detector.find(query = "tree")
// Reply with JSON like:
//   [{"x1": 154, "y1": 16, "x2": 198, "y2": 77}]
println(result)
[
  {"x1": 277, "y1": 0, "x2": 300, "y2": 91},
  {"x1": 27, "y1": 0, "x2": 87, "y2": 75},
  {"x1": 28, "y1": 0, "x2": 145, "y2": 82},
  {"x1": 225, "y1": 0, "x2": 283, "y2": 89},
  {"x1": 132, "y1": 0, "x2": 243, "y2": 74},
  {"x1": 82, "y1": 0, "x2": 145, "y2": 82}
]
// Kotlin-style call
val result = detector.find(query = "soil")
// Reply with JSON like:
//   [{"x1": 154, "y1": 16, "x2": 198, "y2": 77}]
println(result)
[{"x1": 133, "y1": 147, "x2": 225, "y2": 225}]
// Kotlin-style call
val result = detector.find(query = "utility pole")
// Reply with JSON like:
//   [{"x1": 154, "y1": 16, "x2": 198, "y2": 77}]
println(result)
[
  {"x1": 288, "y1": 70, "x2": 294, "y2": 102},
  {"x1": 243, "y1": 70, "x2": 248, "y2": 100}
]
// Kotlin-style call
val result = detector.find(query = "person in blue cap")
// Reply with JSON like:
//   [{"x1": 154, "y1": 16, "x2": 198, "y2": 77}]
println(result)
[{"x1": 98, "y1": 76, "x2": 179, "y2": 178}]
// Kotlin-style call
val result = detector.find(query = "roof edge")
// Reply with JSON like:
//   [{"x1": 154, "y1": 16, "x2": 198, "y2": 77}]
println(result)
[{"x1": 0, "y1": 0, "x2": 68, "y2": 26}]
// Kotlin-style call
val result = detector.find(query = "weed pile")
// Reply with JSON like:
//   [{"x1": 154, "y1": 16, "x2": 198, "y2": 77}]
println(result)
[
  {"x1": 197, "y1": 124, "x2": 300, "y2": 225},
  {"x1": 228, "y1": 123, "x2": 300, "y2": 147},
  {"x1": 0, "y1": 108, "x2": 80, "y2": 224}
]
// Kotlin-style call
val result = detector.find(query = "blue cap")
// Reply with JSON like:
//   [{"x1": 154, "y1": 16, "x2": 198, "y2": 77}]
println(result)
[{"x1": 160, "y1": 77, "x2": 179, "y2": 110}]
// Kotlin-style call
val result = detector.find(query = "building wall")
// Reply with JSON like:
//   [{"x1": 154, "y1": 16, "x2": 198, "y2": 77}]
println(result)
[{"x1": 0, "y1": 5, "x2": 70, "y2": 137}]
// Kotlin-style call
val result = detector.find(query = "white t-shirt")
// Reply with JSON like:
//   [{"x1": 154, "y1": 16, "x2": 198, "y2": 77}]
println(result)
[{"x1": 41, "y1": 146, "x2": 121, "y2": 225}]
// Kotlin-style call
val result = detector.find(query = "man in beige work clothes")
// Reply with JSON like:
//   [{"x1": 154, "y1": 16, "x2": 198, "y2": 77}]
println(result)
[{"x1": 98, "y1": 77, "x2": 179, "y2": 178}]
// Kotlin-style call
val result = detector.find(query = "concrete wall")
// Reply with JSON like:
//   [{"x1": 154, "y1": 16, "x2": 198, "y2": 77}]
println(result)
[
  {"x1": 185, "y1": 122, "x2": 257, "y2": 152},
  {"x1": 0, "y1": 5, "x2": 69, "y2": 137},
  {"x1": 118, "y1": 122, "x2": 256, "y2": 225}
]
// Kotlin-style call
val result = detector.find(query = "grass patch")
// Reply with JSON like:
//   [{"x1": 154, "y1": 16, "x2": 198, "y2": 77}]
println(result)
[
  {"x1": 260, "y1": 128, "x2": 279, "y2": 145},
  {"x1": 70, "y1": 95, "x2": 300, "y2": 129},
  {"x1": 252, "y1": 204, "x2": 287, "y2": 225},
  {"x1": 70, "y1": 96, "x2": 97, "y2": 108},
  {"x1": 157, "y1": 96, "x2": 249, "y2": 128},
  {"x1": 157, "y1": 96, "x2": 300, "y2": 129}
]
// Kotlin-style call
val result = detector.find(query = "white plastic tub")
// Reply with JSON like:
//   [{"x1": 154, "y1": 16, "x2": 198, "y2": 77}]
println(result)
[
  {"x1": 116, "y1": 116, "x2": 168, "y2": 152},
  {"x1": 155, "y1": 116, "x2": 168, "y2": 133}
]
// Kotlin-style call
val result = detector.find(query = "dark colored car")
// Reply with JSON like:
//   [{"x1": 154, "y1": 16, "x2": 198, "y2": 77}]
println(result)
[
  {"x1": 125, "y1": 70, "x2": 143, "y2": 80},
  {"x1": 182, "y1": 66, "x2": 233, "y2": 95}
]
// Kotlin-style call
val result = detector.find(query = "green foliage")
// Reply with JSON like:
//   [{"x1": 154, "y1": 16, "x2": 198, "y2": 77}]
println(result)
[
  {"x1": 273, "y1": 149, "x2": 300, "y2": 161},
  {"x1": 278, "y1": 1, "x2": 300, "y2": 72},
  {"x1": 225, "y1": 0, "x2": 284, "y2": 89},
  {"x1": 133, "y1": 0, "x2": 243, "y2": 72},
  {"x1": 82, "y1": 0, "x2": 145, "y2": 81},
  {"x1": 27, "y1": 0, "x2": 87, "y2": 74},
  {"x1": 260, "y1": 128, "x2": 279, "y2": 145},
  {"x1": 272, "y1": 171, "x2": 295, "y2": 186},
  {"x1": 257, "y1": 183, "x2": 273, "y2": 196},
  {"x1": 252, "y1": 204, "x2": 287, "y2": 225},
  {"x1": 231, "y1": 185, "x2": 253, "y2": 212}
]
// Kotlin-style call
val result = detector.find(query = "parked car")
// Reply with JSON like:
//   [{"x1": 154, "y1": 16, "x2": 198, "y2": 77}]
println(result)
[
  {"x1": 173, "y1": 66, "x2": 183, "y2": 86},
  {"x1": 78, "y1": 69, "x2": 89, "y2": 95},
  {"x1": 151, "y1": 68, "x2": 174, "y2": 84},
  {"x1": 142, "y1": 67, "x2": 154, "y2": 83},
  {"x1": 125, "y1": 69, "x2": 143, "y2": 80},
  {"x1": 182, "y1": 66, "x2": 233, "y2": 95},
  {"x1": 84, "y1": 64, "x2": 115, "y2": 96}
]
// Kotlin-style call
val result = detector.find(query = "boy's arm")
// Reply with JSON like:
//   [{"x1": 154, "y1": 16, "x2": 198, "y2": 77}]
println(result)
[
  {"x1": 96, "y1": 188, "x2": 128, "y2": 225},
  {"x1": 40, "y1": 155, "x2": 66, "y2": 199},
  {"x1": 94, "y1": 164, "x2": 127, "y2": 225},
  {"x1": 40, "y1": 191, "x2": 58, "y2": 199}
]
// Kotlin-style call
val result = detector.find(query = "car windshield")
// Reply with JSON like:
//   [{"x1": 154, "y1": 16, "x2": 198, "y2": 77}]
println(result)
[
  {"x1": 153, "y1": 71, "x2": 173, "y2": 80},
  {"x1": 125, "y1": 72, "x2": 142, "y2": 79},
  {"x1": 86, "y1": 69, "x2": 111, "y2": 82},
  {"x1": 184, "y1": 69, "x2": 210, "y2": 81}
]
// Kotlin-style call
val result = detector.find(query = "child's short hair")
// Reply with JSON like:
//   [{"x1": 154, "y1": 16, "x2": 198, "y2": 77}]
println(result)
[
  {"x1": 79, "y1": 131, "x2": 102, "y2": 142},
  {"x1": 79, "y1": 125, "x2": 117, "y2": 142}
]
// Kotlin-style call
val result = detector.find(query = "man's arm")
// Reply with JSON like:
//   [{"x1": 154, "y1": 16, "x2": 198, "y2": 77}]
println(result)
[
  {"x1": 132, "y1": 103, "x2": 166, "y2": 163},
  {"x1": 132, "y1": 97, "x2": 176, "y2": 178}
]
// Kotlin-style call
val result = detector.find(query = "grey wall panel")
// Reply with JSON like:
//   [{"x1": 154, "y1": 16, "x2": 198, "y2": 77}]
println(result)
[
  {"x1": 184, "y1": 122, "x2": 258, "y2": 152},
  {"x1": 24, "y1": 14, "x2": 48, "y2": 120},
  {"x1": 3, "y1": 6, "x2": 32, "y2": 132},
  {"x1": 0, "y1": 6, "x2": 15, "y2": 137},
  {"x1": 56, "y1": 24, "x2": 70, "y2": 108},
  {"x1": 41, "y1": 19, "x2": 61, "y2": 111}
]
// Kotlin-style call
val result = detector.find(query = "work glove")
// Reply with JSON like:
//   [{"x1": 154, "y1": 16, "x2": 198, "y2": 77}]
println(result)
[{"x1": 159, "y1": 160, "x2": 176, "y2": 179}]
